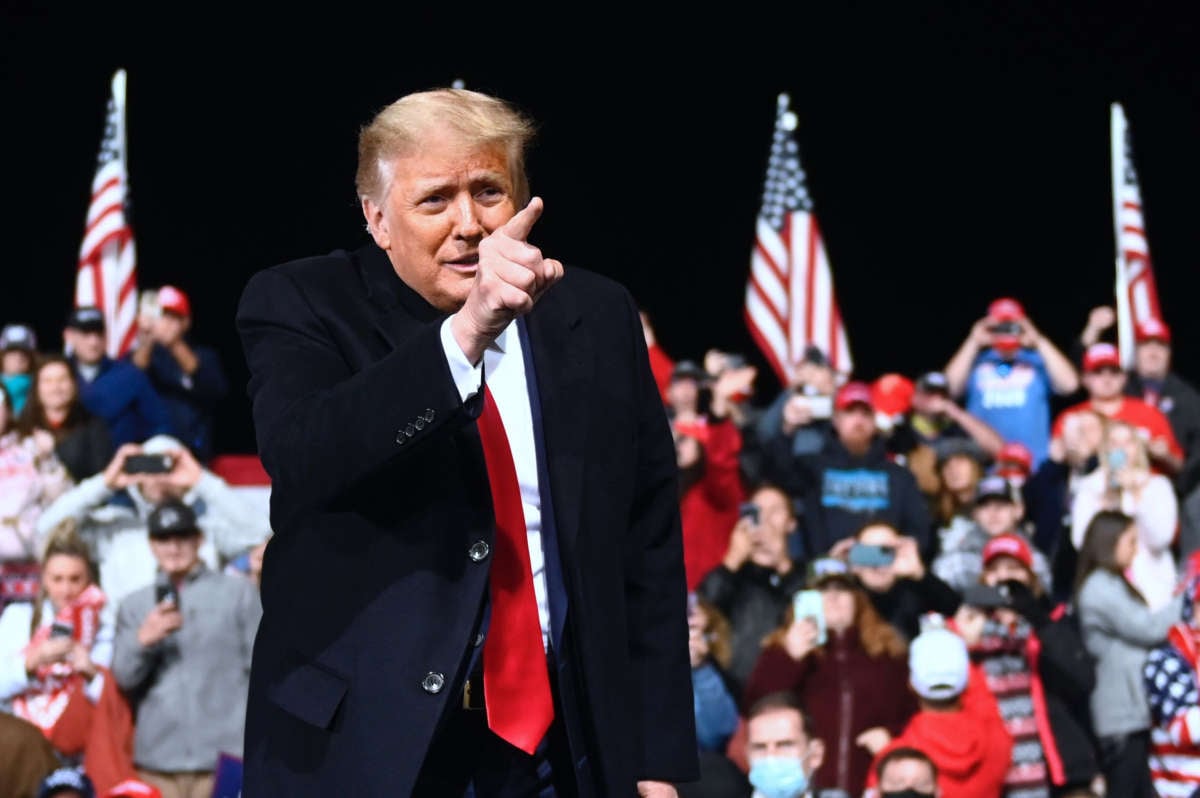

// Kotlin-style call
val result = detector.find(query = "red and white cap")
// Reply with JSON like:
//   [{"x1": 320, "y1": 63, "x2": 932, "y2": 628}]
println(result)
[
  {"x1": 1135, "y1": 317, "x2": 1171, "y2": 344},
  {"x1": 835, "y1": 381, "x2": 875, "y2": 412},
  {"x1": 987, "y1": 297, "x2": 1025, "y2": 322},
  {"x1": 104, "y1": 779, "x2": 164, "y2": 798},
  {"x1": 156, "y1": 285, "x2": 192, "y2": 318},
  {"x1": 1082, "y1": 342, "x2": 1122, "y2": 372},
  {"x1": 982, "y1": 532, "x2": 1034, "y2": 569}
]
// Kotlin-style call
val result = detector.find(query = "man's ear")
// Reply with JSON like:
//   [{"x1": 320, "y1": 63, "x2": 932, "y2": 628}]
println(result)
[
  {"x1": 362, "y1": 197, "x2": 389, "y2": 250},
  {"x1": 806, "y1": 737, "x2": 825, "y2": 773}
]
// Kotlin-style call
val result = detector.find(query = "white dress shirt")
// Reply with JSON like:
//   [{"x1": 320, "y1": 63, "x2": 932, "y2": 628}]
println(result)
[{"x1": 441, "y1": 317, "x2": 551, "y2": 650}]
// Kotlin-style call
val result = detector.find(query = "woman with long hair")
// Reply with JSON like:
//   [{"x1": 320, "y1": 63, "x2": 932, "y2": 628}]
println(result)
[
  {"x1": 18, "y1": 355, "x2": 112, "y2": 482},
  {"x1": 1071, "y1": 418, "x2": 1177, "y2": 609},
  {"x1": 1075, "y1": 509, "x2": 1181, "y2": 797},
  {"x1": 0, "y1": 519, "x2": 111, "y2": 760},
  {"x1": 0, "y1": 381, "x2": 72, "y2": 609},
  {"x1": 741, "y1": 558, "x2": 916, "y2": 796}
]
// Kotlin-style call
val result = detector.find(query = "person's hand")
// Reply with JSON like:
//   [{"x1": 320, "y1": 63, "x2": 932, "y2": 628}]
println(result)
[
  {"x1": 722, "y1": 518, "x2": 754, "y2": 571},
  {"x1": 103, "y1": 443, "x2": 145, "y2": 491},
  {"x1": 1083, "y1": 305, "x2": 1116, "y2": 345},
  {"x1": 637, "y1": 781, "x2": 678, "y2": 797},
  {"x1": 711, "y1": 365, "x2": 757, "y2": 416},
  {"x1": 969, "y1": 317, "x2": 993, "y2": 348},
  {"x1": 163, "y1": 446, "x2": 203, "y2": 492},
  {"x1": 783, "y1": 617, "x2": 819, "y2": 661},
  {"x1": 249, "y1": 538, "x2": 269, "y2": 585},
  {"x1": 953, "y1": 604, "x2": 988, "y2": 648},
  {"x1": 25, "y1": 636, "x2": 74, "y2": 673},
  {"x1": 136, "y1": 600, "x2": 183, "y2": 648},
  {"x1": 451, "y1": 197, "x2": 564, "y2": 364},
  {"x1": 781, "y1": 393, "x2": 814, "y2": 434},
  {"x1": 1115, "y1": 464, "x2": 1149, "y2": 494},
  {"x1": 891, "y1": 537, "x2": 925, "y2": 580},
  {"x1": 1147, "y1": 437, "x2": 1173, "y2": 464},
  {"x1": 1048, "y1": 435, "x2": 1067, "y2": 464},
  {"x1": 998, "y1": 579, "x2": 1049, "y2": 628},
  {"x1": 828, "y1": 537, "x2": 856, "y2": 561},
  {"x1": 640, "y1": 312, "x2": 656, "y2": 348},
  {"x1": 66, "y1": 643, "x2": 97, "y2": 679},
  {"x1": 855, "y1": 727, "x2": 892, "y2": 755},
  {"x1": 31, "y1": 429, "x2": 56, "y2": 459},
  {"x1": 1019, "y1": 316, "x2": 1042, "y2": 348}
]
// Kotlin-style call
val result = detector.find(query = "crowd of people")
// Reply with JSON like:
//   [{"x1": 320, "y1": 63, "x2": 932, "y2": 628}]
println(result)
[
  {"x1": 654, "y1": 298, "x2": 1200, "y2": 798},
  {"x1": 3, "y1": 280, "x2": 1199, "y2": 797},
  {"x1": 0, "y1": 287, "x2": 270, "y2": 798}
]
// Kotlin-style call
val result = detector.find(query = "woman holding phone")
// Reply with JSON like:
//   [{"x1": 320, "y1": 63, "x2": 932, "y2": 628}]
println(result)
[
  {"x1": 741, "y1": 557, "x2": 916, "y2": 796},
  {"x1": 1076, "y1": 509, "x2": 1181, "y2": 797},
  {"x1": 1070, "y1": 418, "x2": 1177, "y2": 610}
]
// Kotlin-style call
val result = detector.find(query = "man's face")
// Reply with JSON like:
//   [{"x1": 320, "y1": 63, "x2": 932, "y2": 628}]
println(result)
[
  {"x1": 911, "y1": 388, "x2": 948, "y2": 416},
  {"x1": 983, "y1": 555, "x2": 1031, "y2": 587},
  {"x1": 973, "y1": 498, "x2": 1022, "y2": 537},
  {"x1": 361, "y1": 130, "x2": 517, "y2": 313},
  {"x1": 1082, "y1": 365, "x2": 1126, "y2": 401},
  {"x1": 1, "y1": 349, "x2": 31, "y2": 375},
  {"x1": 66, "y1": 328, "x2": 107, "y2": 365},
  {"x1": 1135, "y1": 340, "x2": 1171, "y2": 380},
  {"x1": 796, "y1": 362, "x2": 835, "y2": 395},
  {"x1": 747, "y1": 487, "x2": 795, "y2": 569},
  {"x1": 137, "y1": 473, "x2": 187, "y2": 505},
  {"x1": 153, "y1": 312, "x2": 189, "y2": 346},
  {"x1": 666, "y1": 378, "x2": 699, "y2": 414},
  {"x1": 746, "y1": 708, "x2": 808, "y2": 764},
  {"x1": 833, "y1": 404, "x2": 876, "y2": 452},
  {"x1": 878, "y1": 756, "x2": 938, "y2": 795},
  {"x1": 149, "y1": 531, "x2": 203, "y2": 577}
]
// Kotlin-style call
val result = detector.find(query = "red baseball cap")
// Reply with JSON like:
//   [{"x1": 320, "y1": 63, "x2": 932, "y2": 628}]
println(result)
[
  {"x1": 995, "y1": 442, "x2": 1033, "y2": 476},
  {"x1": 835, "y1": 381, "x2": 875, "y2": 412},
  {"x1": 156, "y1": 285, "x2": 192, "y2": 318},
  {"x1": 982, "y1": 533, "x2": 1033, "y2": 569},
  {"x1": 1082, "y1": 342, "x2": 1122, "y2": 372},
  {"x1": 104, "y1": 779, "x2": 163, "y2": 798},
  {"x1": 1135, "y1": 317, "x2": 1171, "y2": 344},
  {"x1": 987, "y1": 297, "x2": 1025, "y2": 322},
  {"x1": 871, "y1": 373, "x2": 914, "y2": 417}
]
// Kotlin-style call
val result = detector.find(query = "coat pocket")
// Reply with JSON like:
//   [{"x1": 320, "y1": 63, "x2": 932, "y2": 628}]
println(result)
[{"x1": 268, "y1": 659, "x2": 349, "y2": 730}]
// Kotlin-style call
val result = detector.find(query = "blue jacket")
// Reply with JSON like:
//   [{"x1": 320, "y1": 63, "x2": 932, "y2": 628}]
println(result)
[
  {"x1": 73, "y1": 356, "x2": 173, "y2": 449},
  {"x1": 129, "y1": 341, "x2": 229, "y2": 462}
]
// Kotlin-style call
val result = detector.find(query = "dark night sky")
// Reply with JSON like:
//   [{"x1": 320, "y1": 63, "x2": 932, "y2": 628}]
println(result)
[{"x1": 4, "y1": 6, "x2": 1199, "y2": 455}]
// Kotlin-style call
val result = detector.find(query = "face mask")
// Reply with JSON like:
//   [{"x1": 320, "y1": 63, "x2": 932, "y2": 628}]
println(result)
[
  {"x1": 881, "y1": 791, "x2": 935, "y2": 798},
  {"x1": 748, "y1": 756, "x2": 808, "y2": 798}
]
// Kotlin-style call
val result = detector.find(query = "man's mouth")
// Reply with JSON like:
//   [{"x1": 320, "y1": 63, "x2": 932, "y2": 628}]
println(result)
[{"x1": 443, "y1": 254, "x2": 479, "y2": 273}]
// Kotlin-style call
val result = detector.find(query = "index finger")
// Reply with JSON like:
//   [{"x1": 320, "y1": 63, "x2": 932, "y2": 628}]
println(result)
[{"x1": 501, "y1": 196, "x2": 544, "y2": 242}]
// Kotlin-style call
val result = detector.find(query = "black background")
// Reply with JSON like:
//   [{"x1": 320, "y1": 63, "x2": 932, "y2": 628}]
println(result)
[{"x1": 4, "y1": 6, "x2": 1199, "y2": 456}]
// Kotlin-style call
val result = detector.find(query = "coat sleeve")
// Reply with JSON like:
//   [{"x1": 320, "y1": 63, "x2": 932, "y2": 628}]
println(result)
[
  {"x1": 617, "y1": 290, "x2": 700, "y2": 783},
  {"x1": 235, "y1": 266, "x2": 472, "y2": 516}
]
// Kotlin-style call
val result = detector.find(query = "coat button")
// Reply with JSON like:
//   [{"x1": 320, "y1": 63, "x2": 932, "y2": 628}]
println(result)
[
  {"x1": 414, "y1": 417, "x2": 427, "y2": 431},
  {"x1": 468, "y1": 540, "x2": 490, "y2": 562},
  {"x1": 395, "y1": 431, "x2": 407, "y2": 445},
  {"x1": 423, "y1": 408, "x2": 436, "y2": 422},
  {"x1": 405, "y1": 423, "x2": 416, "y2": 437},
  {"x1": 421, "y1": 671, "x2": 445, "y2": 694}
]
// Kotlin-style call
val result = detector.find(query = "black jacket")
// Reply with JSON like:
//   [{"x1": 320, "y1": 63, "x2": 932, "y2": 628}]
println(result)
[
  {"x1": 54, "y1": 415, "x2": 113, "y2": 482},
  {"x1": 696, "y1": 562, "x2": 808, "y2": 699},
  {"x1": 864, "y1": 572, "x2": 962, "y2": 642}
]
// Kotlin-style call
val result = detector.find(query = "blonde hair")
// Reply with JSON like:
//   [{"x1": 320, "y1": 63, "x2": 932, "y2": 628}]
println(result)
[
  {"x1": 30, "y1": 518, "x2": 95, "y2": 635},
  {"x1": 355, "y1": 88, "x2": 536, "y2": 208}
]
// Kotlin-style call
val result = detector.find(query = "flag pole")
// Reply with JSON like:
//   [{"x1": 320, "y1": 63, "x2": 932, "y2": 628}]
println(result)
[{"x1": 1111, "y1": 102, "x2": 1134, "y2": 369}]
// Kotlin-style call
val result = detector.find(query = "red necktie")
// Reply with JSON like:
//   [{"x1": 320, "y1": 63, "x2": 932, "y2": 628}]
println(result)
[{"x1": 476, "y1": 385, "x2": 554, "y2": 754}]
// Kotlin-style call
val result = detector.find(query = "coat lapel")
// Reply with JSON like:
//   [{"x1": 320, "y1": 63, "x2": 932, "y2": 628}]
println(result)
[
  {"x1": 358, "y1": 244, "x2": 445, "y2": 353},
  {"x1": 525, "y1": 284, "x2": 591, "y2": 553}
]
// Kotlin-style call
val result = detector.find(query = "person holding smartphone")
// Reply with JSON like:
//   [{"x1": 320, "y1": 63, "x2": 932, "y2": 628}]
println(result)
[
  {"x1": 111, "y1": 499, "x2": 261, "y2": 798},
  {"x1": 1070, "y1": 418, "x2": 1178, "y2": 610},
  {"x1": 741, "y1": 558, "x2": 916, "y2": 797}
]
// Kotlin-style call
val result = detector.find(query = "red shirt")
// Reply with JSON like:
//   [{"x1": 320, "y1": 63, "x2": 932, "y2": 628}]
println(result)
[
  {"x1": 1051, "y1": 397, "x2": 1183, "y2": 460},
  {"x1": 678, "y1": 417, "x2": 744, "y2": 590}
]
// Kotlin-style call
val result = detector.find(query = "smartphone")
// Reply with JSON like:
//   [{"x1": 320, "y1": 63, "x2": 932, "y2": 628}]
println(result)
[
  {"x1": 807, "y1": 395, "x2": 834, "y2": 420},
  {"x1": 792, "y1": 590, "x2": 827, "y2": 646},
  {"x1": 847, "y1": 542, "x2": 896, "y2": 568},
  {"x1": 123, "y1": 453, "x2": 174, "y2": 475},
  {"x1": 49, "y1": 621, "x2": 74, "y2": 639},
  {"x1": 962, "y1": 583, "x2": 1010, "y2": 610},
  {"x1": 738, "y1": 502, "x2": 760, "y2": 526},
  {"x1": 155, "y1": 582, "x2": 179, "y2": 608}
]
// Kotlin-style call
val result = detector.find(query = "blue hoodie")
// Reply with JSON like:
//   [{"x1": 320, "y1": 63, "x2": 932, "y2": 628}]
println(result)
[{"x1": 73, "y1": 355, "x2": 173, "y2": 448}]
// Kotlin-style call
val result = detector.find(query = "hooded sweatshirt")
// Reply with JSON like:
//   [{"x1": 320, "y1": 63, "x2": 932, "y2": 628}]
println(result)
[{"x1": 867, "y1": 665, "x2": 1013, "y2": 798}]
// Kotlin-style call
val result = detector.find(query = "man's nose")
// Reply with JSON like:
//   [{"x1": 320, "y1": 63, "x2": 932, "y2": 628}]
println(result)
[{"x1": 452, "y1": 196, "x2": 483, "y2": 238}]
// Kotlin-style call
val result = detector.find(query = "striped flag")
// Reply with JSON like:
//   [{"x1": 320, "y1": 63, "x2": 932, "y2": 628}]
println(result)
[
  {"x1": 76, "y1": 69, "x2": 138, "y2": 358},
  {"x1": 1111, "y1": 101, "x2": 1162, "y2": 368},
  {"x1": 745, "y1": 92, "x2": 852, "y2": 386}
]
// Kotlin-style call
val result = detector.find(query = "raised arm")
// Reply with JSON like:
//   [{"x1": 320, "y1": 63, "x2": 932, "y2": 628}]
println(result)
[{"x1": 944, "y1": 318, "x2": 991, "y2": 397}]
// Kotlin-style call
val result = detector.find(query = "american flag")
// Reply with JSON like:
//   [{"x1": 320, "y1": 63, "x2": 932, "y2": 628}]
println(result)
[
  {"x1": 76, "y1": 69, "x2": 138, "y2": 358},
  {"x1": 1111, "y1": 101, "x2": 1163, "y2": 368},
  {"x1": 745, "y1": 93, "x2": 852, "y2": 385}
]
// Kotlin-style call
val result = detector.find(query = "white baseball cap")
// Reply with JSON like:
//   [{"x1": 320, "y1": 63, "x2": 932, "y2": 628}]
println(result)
[{"x1": 909, "y1": 626, "x2": 969, "y2": 701}]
